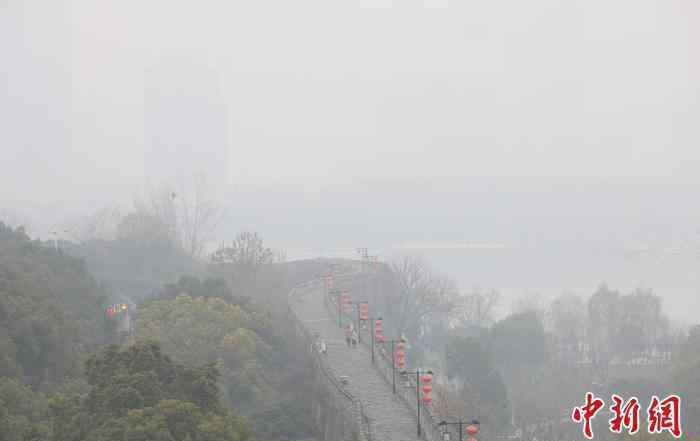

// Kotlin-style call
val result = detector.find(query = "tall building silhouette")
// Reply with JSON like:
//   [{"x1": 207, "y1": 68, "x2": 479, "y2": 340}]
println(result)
[{"x1": 143, "y1": 56, "x2": 228, "y2": 188}]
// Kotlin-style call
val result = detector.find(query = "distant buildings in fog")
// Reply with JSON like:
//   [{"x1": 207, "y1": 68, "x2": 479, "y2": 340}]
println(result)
[{"x1": 143, "y1": 55, "x2": 228, "y2": 189}]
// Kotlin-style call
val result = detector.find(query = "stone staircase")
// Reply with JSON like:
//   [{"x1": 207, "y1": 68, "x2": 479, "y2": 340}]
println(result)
[{"x1": 291, "y1": 276, "x2": 424, "y2": 441}]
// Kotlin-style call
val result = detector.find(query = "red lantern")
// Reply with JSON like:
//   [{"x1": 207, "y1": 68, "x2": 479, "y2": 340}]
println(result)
[
  {"x1": 420, "y1": 372, "x2": 433, "y2": 404},
  {"x1": 465, "y1": 425, "x2": 480, "y2": 436},
  {"x1": 395, "y1": 351, "x2": 405, "y2": 368},
  {"x1": 359, "y1": 303, "x2": 369, "y2": 320},
  {"x1": 374, "y1": 320, "x2": 382, "y2": 341}
]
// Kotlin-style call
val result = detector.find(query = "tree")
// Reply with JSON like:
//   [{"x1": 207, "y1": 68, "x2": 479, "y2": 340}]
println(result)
[
  {"x1": 69, "y1": 205, "x2": 122, "y2": 242},
  {"x1": 0, "y1": 222, "x2": 111, "y2": 387},
  {"x1": 548, "y1": 292, "x2": 585, "y2": 363},
  {"x1": 75, "y1": 342, "x2": 251, "y2": 441},
  {"x1": 211, "y1": 232, "x2": 274, "y2": 272},
  {"x1": 210, "y1": 232, "x2": 276, "y2": 305},
  {"x1": 144, "y1": 174, "x2": 224, "y2": 258},
  {"x1": 439, "y1": 336, "x2": 510, "y2": 437},
  {"x1": 0, "y1": 377, "x2": 50, "y2": 441},
  {"x1": 159, "y1": 275, "x2": 234, "y2": 304},
  {"x1": 617, "y1": 288, "x2": 668, "y2": 354},
  {"x1": 116, "y1": 210, "x2": 176, "y2": 247},
  {"x1": 452, "y1": 287, "x2": 500, "y2": 328},
  {"x1": 490, "y1": 311, "x2": 547, "y2": 368},
  {"x1": 381, "y1": 255, "x2": 458, "y2": 342},
  {"x1": 670, "y1": 325, "x2": 700, "y2": 435},
  {"x1": 134, "y1": 295, "x2": 273, "y2": 409},
  {"x1": 511, "y1": 291, "x2": 546, "y2": 319},
  {"x1": 587, "y1": 284, "x2": 621, "y2": 369}
]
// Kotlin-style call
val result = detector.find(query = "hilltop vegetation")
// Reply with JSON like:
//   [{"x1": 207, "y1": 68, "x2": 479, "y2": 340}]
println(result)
[
  {"x1": 1, "y1": 342, "x2": 252, "y2": 441},
  {"x1": 0, "y1": 222, "x2": 113, "y2": 388},
  {"x1": 0, "y1": 220, "x2": 317, "y2": 441}
]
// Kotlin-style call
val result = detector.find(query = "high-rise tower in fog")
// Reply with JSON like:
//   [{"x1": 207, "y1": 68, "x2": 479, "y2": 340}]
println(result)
[{"x1": 143, "y1": 56, "x2": 228, "y2": 188}]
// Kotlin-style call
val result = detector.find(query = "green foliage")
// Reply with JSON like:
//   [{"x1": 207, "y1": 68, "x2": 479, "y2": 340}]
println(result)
[
  {"x1": 63, "y1": 210, "x2": 199, "y2": 303},
  {"x1": 160, "y1": 276, "x2": 234, "y2": 304},
  {"x1": 209, "y1": 232, "x2": 281, "y2": 310},
  {"x1": 134, "y1": 269, "x2": 316, "y2": 441},
  {"x1": 249, "y1": 401, "x2": 315, "y2": 441},
  {"x1": 445, "y1": 336, "x2": 510, "y2": 426},
  {"x1": 670, "y1": 325, "x2": 700, "y2": 435},
  {"x1": 0, "y1": 377, "x2": 50, "y2": 441},
  {"x1": 134, "y1": 295, "x2": 274, "y2": 409},
  {"x1": 0, "y1": 222, "x2": 111, "y2": 387},
  {"x1": 489, "y1": 310, "x2": 547, "y2": 367},
  {"x1": 55, "y1": 341, "x2": 251, "y2": 441}
]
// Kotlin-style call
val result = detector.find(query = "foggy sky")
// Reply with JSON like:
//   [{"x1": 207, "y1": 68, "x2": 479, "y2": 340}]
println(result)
[{"x1": 2, "y1": 1, "x2": 699, "y2": 319}]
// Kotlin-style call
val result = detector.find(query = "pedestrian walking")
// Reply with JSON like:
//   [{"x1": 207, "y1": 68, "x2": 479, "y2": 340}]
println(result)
[
  {"x1": 351, "y1": 330, "x2": 358, "y2": 348},
  {"x1": 320, "y1": 338, "x2": 327, "y2": 355},
  {"x1": 345, "y1": 324, "x2": 353, "y2": 347}
]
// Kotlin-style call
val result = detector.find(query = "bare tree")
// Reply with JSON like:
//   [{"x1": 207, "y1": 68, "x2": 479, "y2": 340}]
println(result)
[
  {"x1": 174, "y1": 174, "x2": 224, "y2": 258},
  {"x1": 0, "y1": 208, "x2": 33, "y2": 233},
  {"x1": 511, "y1": 290, "x2": 547, "y2": 325},
  {"x1": 211, "y1": 231, "x2": 274, "y2": 270},
  {"x1": 384, "y1": 255, "x2": 458, "y2": 341},
  {"x1": 452, "y1": 287, "x2": 500, "y2": 328},
  {"x1": 143, "y1": 174, "x2": 224, "y2": 258},
  {"x1": 211, "y1": 231, "x2": 275, "y2": 295},
  {"x1": 71, "y1": 205, "x2": 122, "y2": 242}
]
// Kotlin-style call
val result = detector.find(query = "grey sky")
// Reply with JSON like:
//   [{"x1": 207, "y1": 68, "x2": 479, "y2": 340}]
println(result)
[{"x1": 2, "y1": 0, "x2": 699, "y2": 320}]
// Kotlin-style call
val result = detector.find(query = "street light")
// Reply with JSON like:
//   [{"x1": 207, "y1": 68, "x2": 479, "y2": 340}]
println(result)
[
  {"x1": 380, "y1": 336, "x2": 406, "y2": 394},
  {"x1": 400, "y1": 368, "x2": 434, "y2": 436},
  {"x1": 439, "y1": 419, "x2": 480, "y2": 441},
  {"x1": 329, "y1": 289, "x2": 350, "y2": 328},
  {"x1": 369, "y1": 316, "x2": 383, "y2": 364},
  {"x1": 348, "y1": 300, "x2": 368, "y2": 343}
]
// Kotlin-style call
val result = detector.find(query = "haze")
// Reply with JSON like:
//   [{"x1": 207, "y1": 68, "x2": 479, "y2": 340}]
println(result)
[{"x1": 2, "y1": 0, "x2": 699, "y2": 320}]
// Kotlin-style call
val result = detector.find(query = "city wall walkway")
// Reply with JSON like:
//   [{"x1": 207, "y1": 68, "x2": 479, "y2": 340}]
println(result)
[{"x1": 290, "y1": 273, "x2": 425, "y2": 441}]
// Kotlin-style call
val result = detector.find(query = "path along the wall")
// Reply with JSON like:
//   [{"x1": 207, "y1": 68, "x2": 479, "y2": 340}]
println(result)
[{"x1": 291, "y1": 274, "x2": 426, "y2": 441}]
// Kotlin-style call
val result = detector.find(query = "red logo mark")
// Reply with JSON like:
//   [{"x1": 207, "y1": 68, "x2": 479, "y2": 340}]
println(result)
[
  {"x1": 648, "y1": 395, "x2": 682, "y2": 438},
  {"x1": 609, "y1": 394, "x2": 640, "y2": 435},
  {"x1": 572, "y1": 392, "x2": 605, "y2": 439}
]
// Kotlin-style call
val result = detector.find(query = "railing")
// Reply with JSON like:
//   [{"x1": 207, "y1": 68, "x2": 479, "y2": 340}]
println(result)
[
  {"x1": 323, "y1": 274, "x2": 441, "y2": 441},
  {"x1": 288, "y1": 276, "x2": 373, "y2": 441}
]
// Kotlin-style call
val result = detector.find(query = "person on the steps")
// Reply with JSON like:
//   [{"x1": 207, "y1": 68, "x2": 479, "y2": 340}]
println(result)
[{"x1": 345, "y1": 324, "x2": 353, "y2": 347}]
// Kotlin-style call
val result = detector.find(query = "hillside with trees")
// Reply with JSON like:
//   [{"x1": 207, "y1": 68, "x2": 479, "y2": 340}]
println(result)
[{"x1": 0, "y1": 222, "x2": 114, "y2": 388}]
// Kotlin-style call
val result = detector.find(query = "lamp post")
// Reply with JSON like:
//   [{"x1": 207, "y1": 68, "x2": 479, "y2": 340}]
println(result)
[
  {"x1": 348, "y1": 300, "x2": 368, "y2": 343},
  {"x1": 400, "y1": 368, "x2": 434, "y2": 436},
  {"x1": 323, "y1": 274, "x2": 333, "y2": 298},
  {"x1": 381, "y1": 337, "x2": 406, "y2": 394},
  {"x1": 439, "y1": 419, "x2": 480, "y2": 441},
  {"x1": 369, "y1": 316, "x2": 383, "y2": 364},
  {"x1": 329, "y1": 289, "x2": 350, "y2": 328}
]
